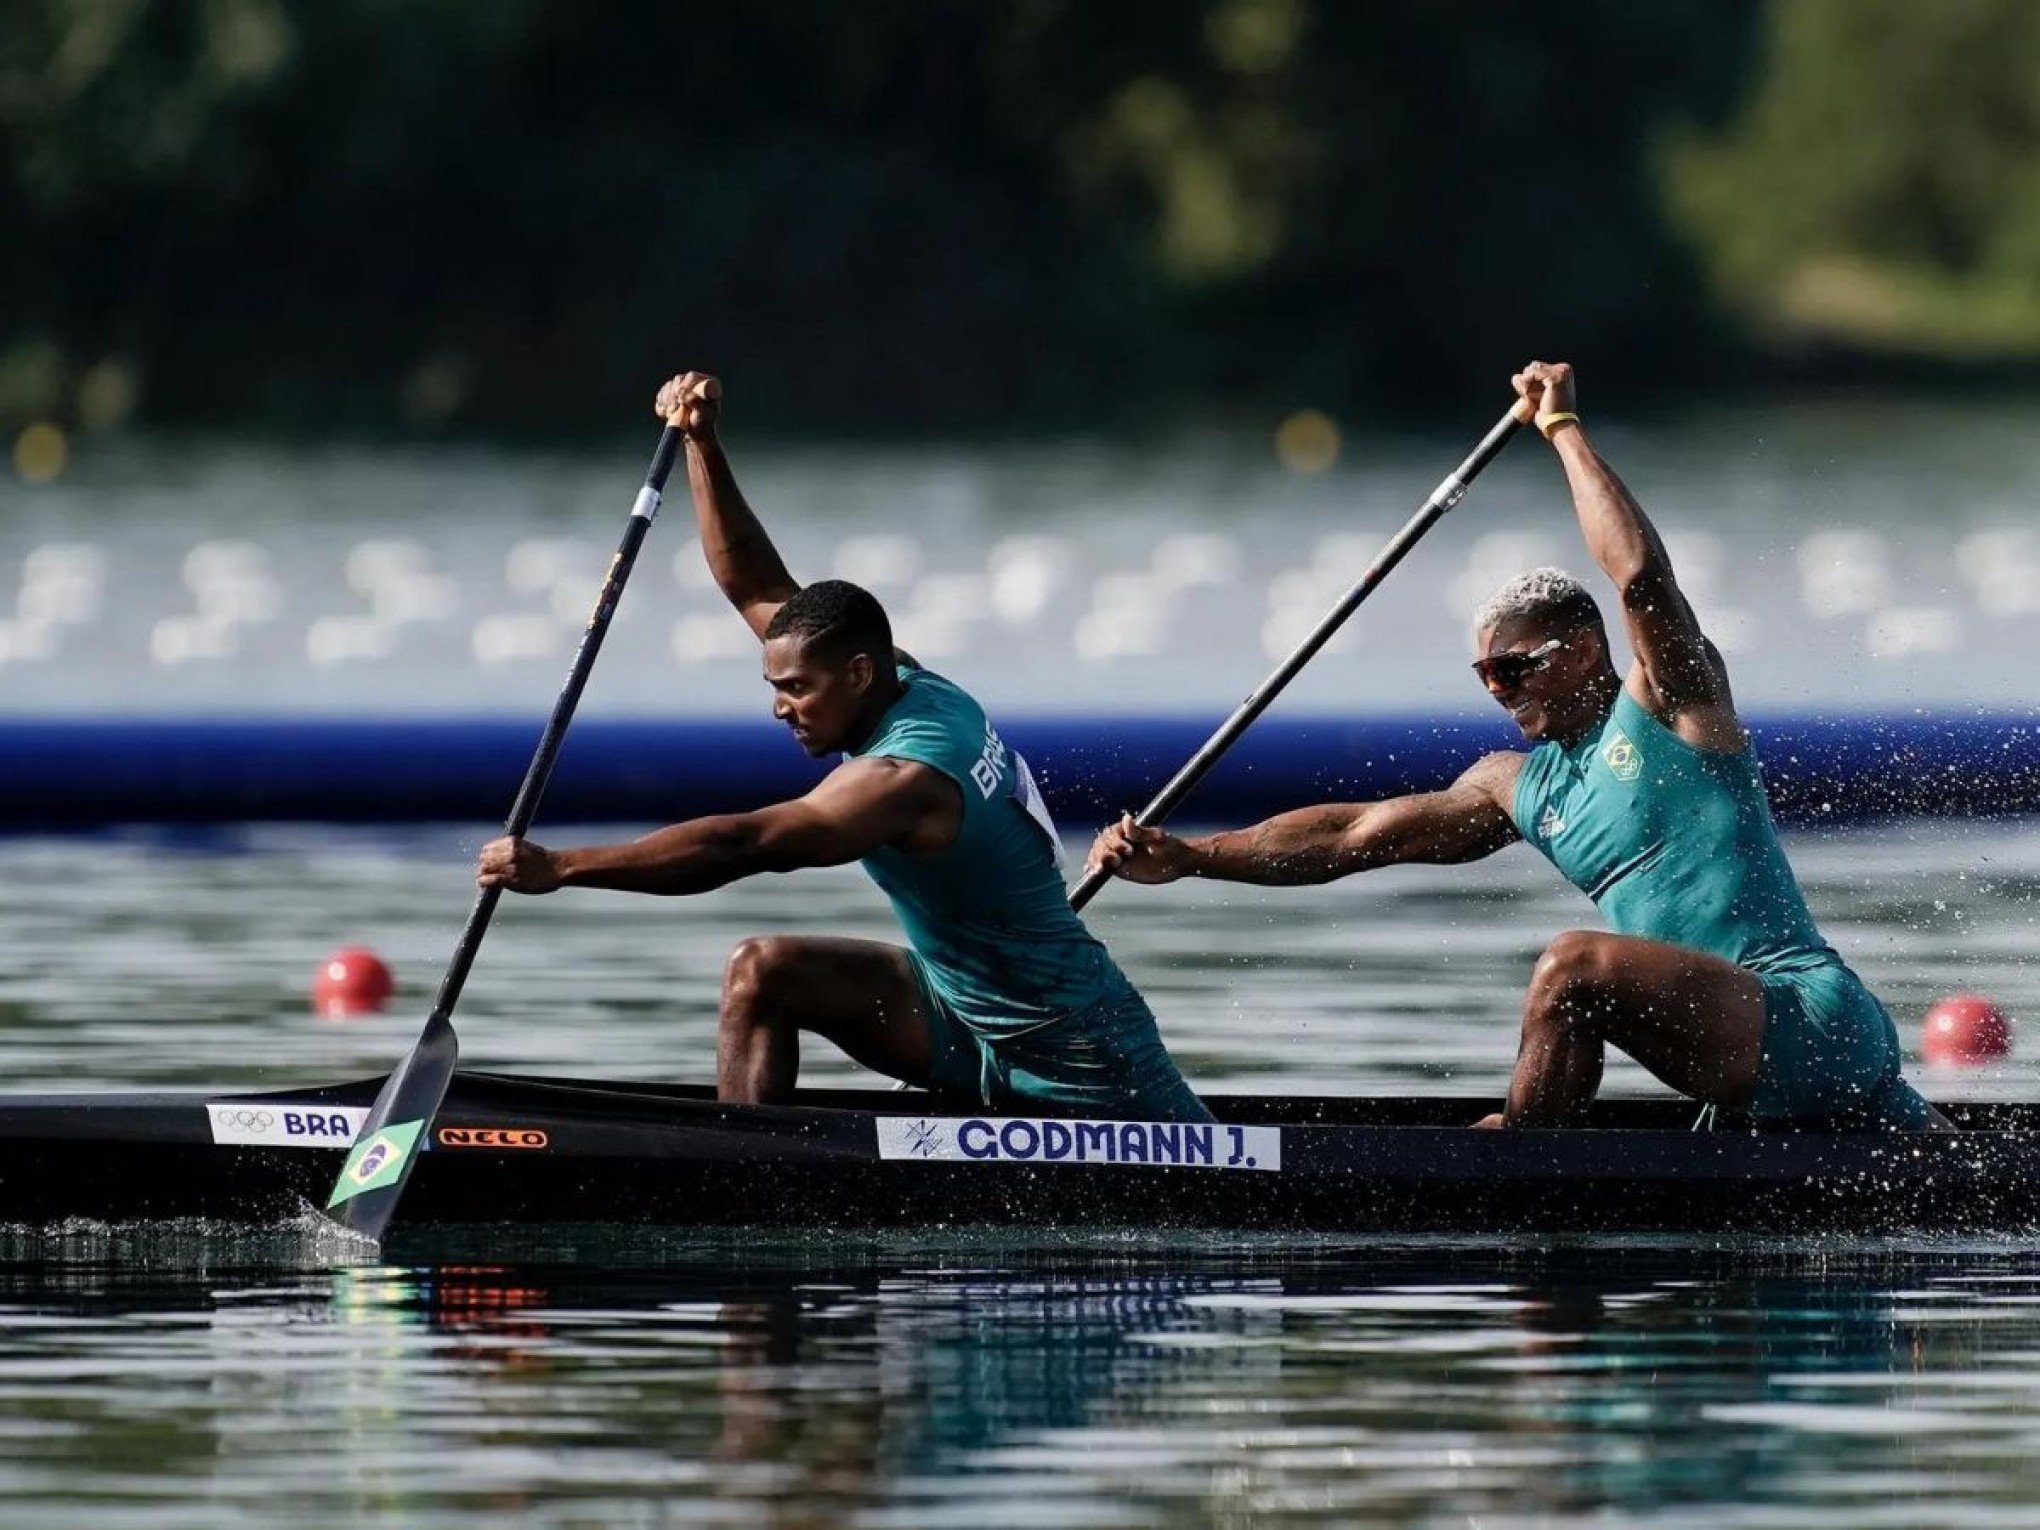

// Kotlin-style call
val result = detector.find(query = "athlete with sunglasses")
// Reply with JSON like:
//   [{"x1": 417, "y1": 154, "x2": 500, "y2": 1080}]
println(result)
[{"x1": 1087, "y1": 360, "x2": 1943, "y2": 1133}]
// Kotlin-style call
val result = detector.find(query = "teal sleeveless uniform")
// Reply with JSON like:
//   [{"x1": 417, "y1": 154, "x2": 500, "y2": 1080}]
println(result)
[
  {"x1": 1510, "y1": 688, "x2": 1930, "y2": 1128},
  {"x1": 851, "y1": 665, "x2": 1209, "y2": 1122}
]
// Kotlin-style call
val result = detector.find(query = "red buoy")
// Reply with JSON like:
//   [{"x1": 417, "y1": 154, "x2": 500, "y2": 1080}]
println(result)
[
  {"x1": 313, "y1": 946, "x2": 395, "y2": 1018},
  {"x1": 1921, "y1": 993, "x2": 2012, "y2": 1065}
]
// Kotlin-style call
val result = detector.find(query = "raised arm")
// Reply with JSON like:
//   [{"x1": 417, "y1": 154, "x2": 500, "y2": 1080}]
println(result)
[
  {"x1": 1085, "y1": 752, "x2": 1524, "y2": 888},
  {"x1": 656, "y1": 372, "x2": 800, "y2": 640},
  {"x1": 1513, "y1": 361, "x2": 1741, "y2": 750},
  {"x1": 478, "y1": 756, "x2": 960, "y2": 896}
]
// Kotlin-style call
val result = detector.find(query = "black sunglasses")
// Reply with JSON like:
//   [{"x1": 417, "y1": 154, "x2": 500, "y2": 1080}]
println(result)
[{"x1": 1471, "y1": 635, "x2": 1567, "y2": 689}]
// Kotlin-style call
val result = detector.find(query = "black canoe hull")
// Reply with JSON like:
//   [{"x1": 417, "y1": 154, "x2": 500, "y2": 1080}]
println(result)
[{"x1": 1, "y1": 1071, "x2": 2035, "y2": 1236}]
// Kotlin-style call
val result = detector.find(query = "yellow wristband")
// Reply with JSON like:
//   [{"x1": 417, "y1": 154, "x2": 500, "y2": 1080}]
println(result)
[{"x1": 1537, "y1": 411, "x2": 1581, "y2": 440}]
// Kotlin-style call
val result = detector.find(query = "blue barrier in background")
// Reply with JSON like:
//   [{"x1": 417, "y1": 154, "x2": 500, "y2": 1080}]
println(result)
[{"x1": 3, "y1": 712, "x2": 2037, "y2": 829}]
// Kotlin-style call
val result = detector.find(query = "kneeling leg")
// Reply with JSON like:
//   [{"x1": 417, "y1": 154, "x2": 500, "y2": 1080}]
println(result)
[
  {"x1": 718, "y1": 936, "x2": 934, "y2": 1104},
  {"x1": 1505, "y1": 930, "x2": 1765, "y2": 1126}
]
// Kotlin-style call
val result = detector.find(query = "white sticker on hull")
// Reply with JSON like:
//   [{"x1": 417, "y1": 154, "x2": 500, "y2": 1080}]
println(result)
[
  {"x1": 876, "y1": 1116, "x2": 1280, "y2": 1172},
  {"x1": 207, "y1": 1102, "x2": 367, "y2": 1148}
]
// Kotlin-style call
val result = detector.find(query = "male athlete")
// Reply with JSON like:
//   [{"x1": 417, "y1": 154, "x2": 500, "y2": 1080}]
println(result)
[
  {"x1": 1088, "y1": 360, "x2": 1942, "y2": 1132},
  {"x1": 478, "y1": 372, "x2": 1208, "y2": 1123}
]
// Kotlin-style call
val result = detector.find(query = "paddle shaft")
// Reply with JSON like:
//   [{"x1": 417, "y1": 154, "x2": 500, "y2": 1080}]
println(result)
[
  {"x1": 430, "y1": 438, "x2": 679, "y2": 1020},
  {"x1": 1068, "y1": 401, "x2": 1531, "y2": 912},
  {"x1": 323, "y1": 424, "x2": 682, "y2": 1239},
  {"x1": 426, "y1": 465, "x2": 673, "y2": 1032}
]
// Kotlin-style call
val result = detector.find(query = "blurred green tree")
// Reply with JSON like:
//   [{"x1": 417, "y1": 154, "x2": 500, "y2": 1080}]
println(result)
[
  {"x1": 1669, "y1": 0, "x2": 2040, "y2": 357},
  {"x1": 2, "y1": 0, "x2": 1760, "y2": 435}
]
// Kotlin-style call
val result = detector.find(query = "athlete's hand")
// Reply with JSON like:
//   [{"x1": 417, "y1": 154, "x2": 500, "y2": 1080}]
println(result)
[
  {"x1": 655, "y1": 371, "x2": 722, "y2": 440},
  {"x1": 477, "y1": 835, "x2": 564, "y2": 894},
  {"x1": 1510, "y1": 359, "x2": 1577, "y2": 424},
  {"x1": 1085, "y1": 813, "x2": 1193, "y2": 885}
]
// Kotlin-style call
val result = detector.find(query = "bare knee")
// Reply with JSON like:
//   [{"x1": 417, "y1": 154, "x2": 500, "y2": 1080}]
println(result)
[
  {"x1": 1525, "y1": 931, "x2": 1621, "y2": 1032},
  {"x1": 722, "y1": 936, "x2": 797, "y2": 1024}
]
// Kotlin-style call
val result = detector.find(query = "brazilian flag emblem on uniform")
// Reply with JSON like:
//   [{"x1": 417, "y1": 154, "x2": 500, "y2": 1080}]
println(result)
[{"x1": 1602, "y1": 730, "x2": 1642, "y2": 782}]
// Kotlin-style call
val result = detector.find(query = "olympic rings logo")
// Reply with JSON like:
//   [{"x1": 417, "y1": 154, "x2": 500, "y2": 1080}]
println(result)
[{"x1": 215, "y1": 1109, "x2": 274, "y2": 1131}]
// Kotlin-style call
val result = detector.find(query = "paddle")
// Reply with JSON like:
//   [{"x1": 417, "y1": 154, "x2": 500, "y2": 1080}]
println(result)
[
  {"x1": 321, "y1": 423, "x2": 684, "y2": 1241},
  {"x1": 1068, "y1": 396, "x2": 1534, "y2": 912}
]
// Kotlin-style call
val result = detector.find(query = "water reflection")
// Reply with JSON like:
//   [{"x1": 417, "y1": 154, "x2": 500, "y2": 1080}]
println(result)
[{"x1": 2, "y1": 1232, "x2": 2035, "y2": 1524}]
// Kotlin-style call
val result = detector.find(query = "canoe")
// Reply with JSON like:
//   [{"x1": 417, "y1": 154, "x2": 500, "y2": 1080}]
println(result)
[{"x1": 0, "y1": 1071, "x2": 2029, "y2": 1236}]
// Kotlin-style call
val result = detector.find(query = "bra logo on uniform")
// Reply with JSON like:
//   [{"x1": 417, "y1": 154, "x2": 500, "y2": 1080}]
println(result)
[
  {"x1": 1539, "y1": 804, "x2": 1567, "y2": 838},
  {"x1": 970, "y1": 718, "x2": 1008, "y2": 799},
  {"x1": 1602, "y1": 729, "x2": 1642, "y2": 782}
]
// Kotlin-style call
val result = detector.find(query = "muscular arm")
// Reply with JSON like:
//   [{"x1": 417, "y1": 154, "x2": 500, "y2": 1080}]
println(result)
[
  {"x1": 657, "y1": 372, "x2": 800, "y2": 640},
  {"x1": 1518, "y1": 361, "x2": 1743, "y2": 751},
  {"x1": 1092, "y1": 753, "x2": 1524, "y2": 887},
  {"x1": 484, "y1": 758, "x2": 959, "y2": 896},
  {"x1": 686, "y1": 433, "x2": 800, "y2": 641},
  {"x1": 1551, "y1": 429, "x2": 1725, "y2": 706},
  {"x1": 662, "y1": 374, "x2": 916, "y2": 665}
]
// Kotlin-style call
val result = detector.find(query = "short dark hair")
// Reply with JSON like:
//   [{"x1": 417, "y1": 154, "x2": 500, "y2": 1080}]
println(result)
[{"x1": 763, "y1": 579, "x2": 893, "y2": 664}]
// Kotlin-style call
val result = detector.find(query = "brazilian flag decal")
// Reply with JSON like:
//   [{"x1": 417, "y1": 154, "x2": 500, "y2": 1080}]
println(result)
[{"x1": 326, "y1": 1119, "x2": 424, "y2": 1208}]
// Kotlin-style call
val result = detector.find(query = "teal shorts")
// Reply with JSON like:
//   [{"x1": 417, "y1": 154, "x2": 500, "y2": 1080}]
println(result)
[
  {"x1": 1751, "y1": 963, "x2": 1932, "y2": 1129},
  {"x1": 906, "y1": 955, "x2": 1212, "y2": 1124}
]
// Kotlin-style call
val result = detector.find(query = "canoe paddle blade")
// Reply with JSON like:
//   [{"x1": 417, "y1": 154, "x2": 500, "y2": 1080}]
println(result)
[{"x1": 323, "y1": 1011, "x2": 456, "y2": 1237}]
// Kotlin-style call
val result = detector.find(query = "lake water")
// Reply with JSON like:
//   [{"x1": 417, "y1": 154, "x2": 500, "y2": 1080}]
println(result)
[
  {"x1": 0, "y1": 821, "x2": 2037, "y2": 1525},
  {"x1": 6, "y1": 1229, "x2": 2040, "y2": 1529}
]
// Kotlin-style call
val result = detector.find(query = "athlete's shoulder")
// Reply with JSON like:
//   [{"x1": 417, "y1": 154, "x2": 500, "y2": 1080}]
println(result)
[
  {"x1": 896, "y1": 664, "x2": 996, "y2": 733},
  {"x1": 901, "y1": 664, "x2": 982, "y2": 721},
  {"x1": 827, "y1": 751, "x2": 957, "y2": 806},
  {"x1": 1468, "y1": 750, "x2": 1534, "y2": 820},
  {"x1": 859, "y1": 675, "x2": 985, "y2": 801},
  {"x1": 1458, "y1": 750, "x2": 1528, "y2": 807},
  {"x1": 1621, "y1": 663, "x2": 1746, "y2": 755},
  {"x1": 900, "y1": 662, "x2": 972, "y2": 704}
]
